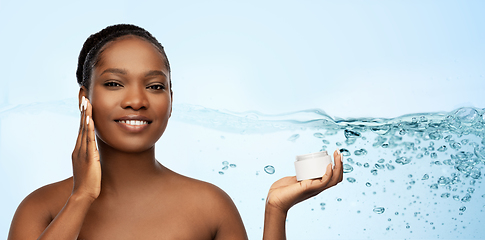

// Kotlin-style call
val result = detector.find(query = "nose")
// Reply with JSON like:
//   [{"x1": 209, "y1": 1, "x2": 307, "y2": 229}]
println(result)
[{"x1": 120, "y1": 85, "x2": 149, "y2": 111}]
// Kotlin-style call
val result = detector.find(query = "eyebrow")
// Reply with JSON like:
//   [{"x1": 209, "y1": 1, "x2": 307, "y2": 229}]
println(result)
[
  {"x1": 145, "y1": 70, "x2": 167, "y2": 78},
  {"x1": 100, "y1": 68, "x2": 167, "y2": 78},
  {"x1": 100, "y1": 68, "x2": 127, "y2": 76}
]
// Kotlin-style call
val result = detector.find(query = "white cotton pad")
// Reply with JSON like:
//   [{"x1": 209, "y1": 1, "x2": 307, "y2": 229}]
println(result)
[{"x1": 295, "y1": 151, "x2": 333, "y2": 181}]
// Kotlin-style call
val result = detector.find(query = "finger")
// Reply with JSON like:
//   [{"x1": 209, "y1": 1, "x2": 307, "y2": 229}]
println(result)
[
  {"x1": 333, "y1": 150, "x2": 343, "y2": 183},
  {"x1": 74, "y1": 96, "x2": 86, "y2": 154},
  {"x1": 79, "y1": 98, "x2": 88, "y2": 158},
  {"x1": 338, "y1": 153, "x2": 344, "y2": 183},
  {"x1": 327, "y1": 150, "x2": 342, "y2": 184},
  {"x1": 333, "y1": 149, "x2": 340, "y2": 164},
  {"x1": 318, "y1": 163, "x2": 333, "y2": 185},
  {"x1": 328, "y1": 154, "x2": 342, "y2": 186},
  {"x1": 85, "y1": 99, "x2": 99, "y2": 162},
  {"x1": 300, "y1": 164, "x2": 333, "y2": 196}
]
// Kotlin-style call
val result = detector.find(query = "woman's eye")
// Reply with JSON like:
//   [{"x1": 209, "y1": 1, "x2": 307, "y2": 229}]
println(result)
[
  {"x1": 148, "y1": 84, "x2": 165, "y2": 90},
  {"x1": 104, "y1": 82, "x2": 122, "y2": 87}
]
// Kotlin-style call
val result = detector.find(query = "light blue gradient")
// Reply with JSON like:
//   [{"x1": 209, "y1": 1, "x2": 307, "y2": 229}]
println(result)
[{"x1": 1, "y1": 1, "x2": 484, "y2": 239}]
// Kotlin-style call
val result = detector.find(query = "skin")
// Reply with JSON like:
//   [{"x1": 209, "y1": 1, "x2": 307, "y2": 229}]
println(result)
[{"x1": 8, "y1": 36, "x2": 343, "y2": 240}]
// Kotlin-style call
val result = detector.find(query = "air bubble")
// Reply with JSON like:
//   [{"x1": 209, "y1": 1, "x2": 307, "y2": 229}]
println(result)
[
  {"x1": 461, "y1": 194, "x2": 471, "y2": 202},
  {"x1": 396, "y1": 157, "x2": 411, "y2": 165},
  {"x1": 313, "y1": 132, "x2": 324, "y2": 138},
  {"x1": 344, "y1": 129, "x2": 361, "y2": 138},
  {"x1": 340, "y1": 148, "x2": 351, "y2": 156},
  {"x1": 454, "y1": 108, "x2": 479, "y2": 124},
  {"x1": 264, "y1": 165, "x2": 275, "y2": 174},
  {"x1": 354, "y1": 149, "x2": 368, "y2": 156},
  {"x1": 450, "y1": 142, "x2": 461, "y2": 150},
  {"x1": 373, "y1": 207, "x2": 385, "y2": 214},
  {"x1": 343, "y1": 164, "x2": 354, "y2": 173},
  {"x1": 428, "y1": 131, "x2": 442, "y2": 140},
  {"x1": 287, "y1": 134, "x2": 300, "y2": 142},
  {"x1": 437, "y1": 145, "x2": 447, "y2": 152}
]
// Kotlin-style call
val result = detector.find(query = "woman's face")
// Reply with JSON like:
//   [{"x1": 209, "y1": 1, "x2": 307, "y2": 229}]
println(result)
[{"x1": 85, "y1": 36, "x2": 172, "y2": 153}]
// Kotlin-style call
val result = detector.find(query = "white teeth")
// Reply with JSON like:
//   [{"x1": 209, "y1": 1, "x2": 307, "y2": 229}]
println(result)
[{"x1": 118, "y1": 120, "x2": 148, "y2": 125}]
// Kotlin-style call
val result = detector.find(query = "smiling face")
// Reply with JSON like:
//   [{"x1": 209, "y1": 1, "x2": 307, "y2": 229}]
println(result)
[{"x1": 85, "y1": 36, "x2": 172, "y2": 153}]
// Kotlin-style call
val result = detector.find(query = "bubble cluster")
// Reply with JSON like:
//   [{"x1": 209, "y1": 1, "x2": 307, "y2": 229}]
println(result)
[
  {"x1": 218, "y1": 161, "x2": 237, "y2": 174},
  {"x1": 303, "y1": 107, "x2": 485, "y2": 235},
  {"x1": 185, "y1": 104, "x2": 485, "y2": 238}
]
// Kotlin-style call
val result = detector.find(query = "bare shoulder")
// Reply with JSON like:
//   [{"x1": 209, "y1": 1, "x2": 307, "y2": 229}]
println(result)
[
  {"x1": 20, "y1": 177, "x2": 73, "y2": 214},
  {"x1": 164, "y1": 170, "x2": 248, "y2": 239},
  {"x1": 8, "y1": 177, "x2": 73, "y2": 238},
  {"x1": 168, "y1": 171, "x2": 234, "y2": 208}
]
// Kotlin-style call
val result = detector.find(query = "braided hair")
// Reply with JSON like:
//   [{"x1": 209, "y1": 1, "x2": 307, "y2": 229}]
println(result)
[{"x1": 76, "y1": 24, "x2": 171, "y2": 90}]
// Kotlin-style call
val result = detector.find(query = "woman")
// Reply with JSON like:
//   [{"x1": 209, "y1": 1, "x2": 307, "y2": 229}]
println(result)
[{"x1": 8, "y1": 24, "x2": 343, "y2": 239}]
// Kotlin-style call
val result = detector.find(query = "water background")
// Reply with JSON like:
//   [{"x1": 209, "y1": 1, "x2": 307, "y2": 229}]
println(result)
[
  {"x1": 1, "y1": 101, "x2": 484, "y2": 239},
  {"x1": 1, "y1": 1, "x2": 485, "y2": 239}
]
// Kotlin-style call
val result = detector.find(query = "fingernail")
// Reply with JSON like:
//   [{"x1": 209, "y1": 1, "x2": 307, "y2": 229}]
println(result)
[
  {"x1": 84, "y1": 98, "x2": 88, "y2": 111},
  {"x1": 86, "y1": 115, "x2": 90, "y2": 125},
  {"x1": 80, "y1": 96, "x2": 85, "y2": 111}
]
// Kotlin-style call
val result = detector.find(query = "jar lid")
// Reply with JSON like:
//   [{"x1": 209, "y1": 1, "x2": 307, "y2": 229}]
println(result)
[{"x1": 296, "y1": 151, "x2": 328, "y2": 161}]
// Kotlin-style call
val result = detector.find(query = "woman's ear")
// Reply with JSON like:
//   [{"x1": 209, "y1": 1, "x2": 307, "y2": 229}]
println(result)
[{"x1": 78, "y1": 86, "x2": 88, "y2": 110}]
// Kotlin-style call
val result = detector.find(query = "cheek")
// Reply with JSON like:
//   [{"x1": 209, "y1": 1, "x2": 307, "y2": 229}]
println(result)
[
  {"x1": 90, "y1": 94, "x2": 118, "y2": 123},
  {"x1": 153, "y1": 96, "x2": 172, "y2": 116}
]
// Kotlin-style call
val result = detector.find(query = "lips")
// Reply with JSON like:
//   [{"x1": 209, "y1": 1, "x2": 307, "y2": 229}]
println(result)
[
  {"x1": 114, "y1": 115, "x2": 152, "y2": 133},
  {"x1": 116, "y1": 119, "x2": 149, "y2": 126}
]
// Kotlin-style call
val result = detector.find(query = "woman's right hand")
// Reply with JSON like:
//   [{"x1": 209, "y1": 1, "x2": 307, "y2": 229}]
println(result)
[{"x1": 71, "y1": 96, "x2": 101, "y2": 201}]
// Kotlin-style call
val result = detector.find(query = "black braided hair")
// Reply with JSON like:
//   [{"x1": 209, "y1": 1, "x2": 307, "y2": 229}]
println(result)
[{"x1": 76, "y1": 24, "x2": 171, "y2": 90}]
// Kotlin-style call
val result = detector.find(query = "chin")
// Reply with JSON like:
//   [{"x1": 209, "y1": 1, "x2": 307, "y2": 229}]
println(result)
[
  {"x1": 118, "y1": 143, "x2": 155, "y2": 153},
  {"x1": 96, "y1": 135, "x2": 158, "y2": 154}
]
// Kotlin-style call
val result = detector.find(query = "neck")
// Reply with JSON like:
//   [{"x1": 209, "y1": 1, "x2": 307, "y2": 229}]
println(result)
[{"x1": 96, "y1": 137, "x2": 164, "y2": 197}]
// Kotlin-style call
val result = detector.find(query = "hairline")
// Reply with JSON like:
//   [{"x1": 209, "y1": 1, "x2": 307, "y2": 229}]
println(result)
[{"x1": 87, "y1": 34, "x2": 171, "y2": 89}]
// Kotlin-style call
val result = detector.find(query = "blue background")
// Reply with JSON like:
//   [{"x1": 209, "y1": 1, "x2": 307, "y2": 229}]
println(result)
[{"x1": 1, "y1": 0, "x2": 484, "y2": 239}]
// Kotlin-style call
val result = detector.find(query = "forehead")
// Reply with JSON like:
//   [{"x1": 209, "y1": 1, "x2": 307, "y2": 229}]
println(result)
[{"x1": 94, "y1": 36, "x2": 169, "y2": 75}]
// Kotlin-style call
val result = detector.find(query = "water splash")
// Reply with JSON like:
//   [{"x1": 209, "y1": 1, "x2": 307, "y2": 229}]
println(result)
[
  {"x1": 170, "y1": 104, "x2": 485, "y2": 237},
  {"x1": 3, "y1": 101, "x2": 484, "y2": 238}
]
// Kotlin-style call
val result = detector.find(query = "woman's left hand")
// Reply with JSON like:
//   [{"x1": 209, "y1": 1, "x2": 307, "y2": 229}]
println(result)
[{"x1": 266, "y1": 150, "x2": 344, "y2": 213}]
